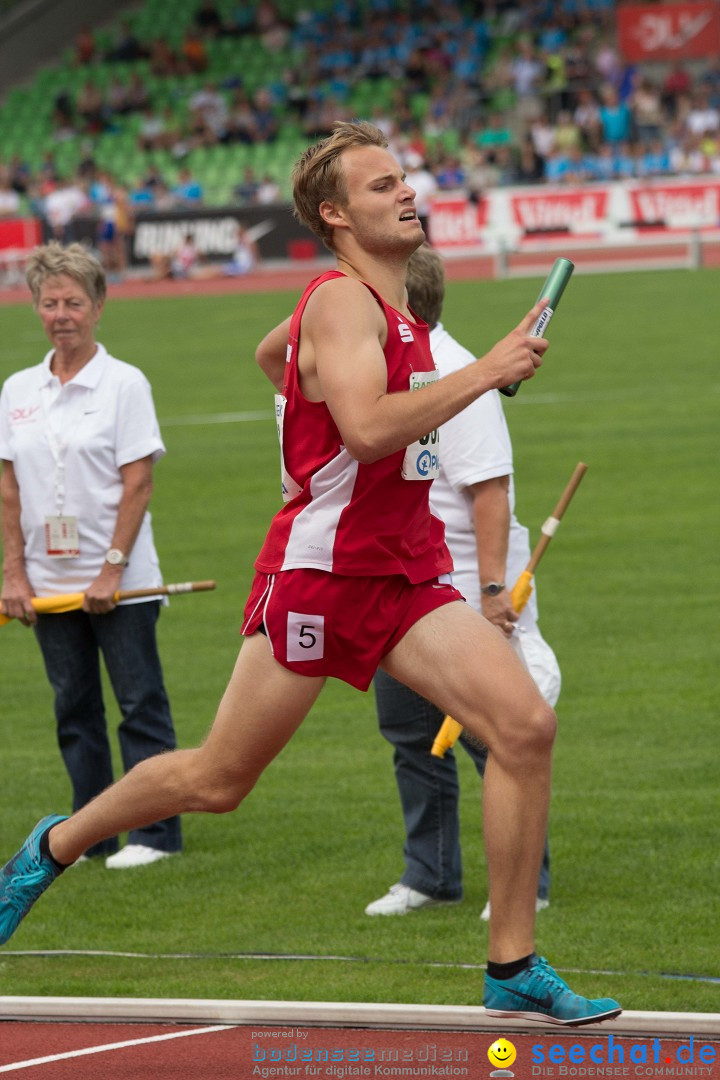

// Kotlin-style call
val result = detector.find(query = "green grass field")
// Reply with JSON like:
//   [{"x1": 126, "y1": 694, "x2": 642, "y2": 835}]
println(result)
[{"x1": 1, "y1": 267, "x2": 718, "y2": 1014}]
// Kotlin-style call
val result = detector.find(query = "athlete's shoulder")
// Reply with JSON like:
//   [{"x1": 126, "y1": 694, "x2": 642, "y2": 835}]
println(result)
[
  {"x1": 304, "y1": 273, "x2": 384, "y2": 326},
  {"x1": 308, "y1": 271, "x2": 376, "y2": 298}
]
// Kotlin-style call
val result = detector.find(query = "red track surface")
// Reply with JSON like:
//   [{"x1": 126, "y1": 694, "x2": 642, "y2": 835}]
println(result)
[{"x1": 0, "y1": 1022, "x2": 717, "y2": 1079}]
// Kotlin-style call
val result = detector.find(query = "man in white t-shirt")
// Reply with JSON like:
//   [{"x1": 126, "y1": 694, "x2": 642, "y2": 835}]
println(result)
[{"x1": 366, "y1": 244, "x2": 559, "y2": 918}]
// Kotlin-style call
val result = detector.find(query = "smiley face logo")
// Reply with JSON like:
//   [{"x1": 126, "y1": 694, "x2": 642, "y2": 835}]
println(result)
[{"x1": 488, "y1": 1038, "x2": 517, "y2": 1069}]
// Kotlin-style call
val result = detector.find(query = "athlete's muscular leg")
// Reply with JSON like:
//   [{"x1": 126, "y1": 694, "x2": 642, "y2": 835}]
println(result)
[
  {"x1": 47, "y1": 634, "x2": 326, "y2": 865},
  {"x1": 380, "y1": 601, "x2": 556, "y2": 963}
]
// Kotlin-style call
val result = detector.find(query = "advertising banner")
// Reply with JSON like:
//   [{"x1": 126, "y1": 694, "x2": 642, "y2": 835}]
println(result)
[
  {"x1": 627, "y1": 179, "x2": 720, "y2": 228},
  {"x1": 427, "y1": 179, "x2": 720, "y2": 250},
  {"x1": 56, "y1": 204, "x2": 320, "y2": 266},
  {"x1": 427, "y1": 195, "x2": 490, "y2": 248},
  {"x1": 0, "y1": 217, "x2": 41, "y2": 252},
  {"x1": 618, "y1": 1, "x2": 720, "y2": 61},
  {"x1": 508, "y1": 187, "x2": 610, "y2": 237}
]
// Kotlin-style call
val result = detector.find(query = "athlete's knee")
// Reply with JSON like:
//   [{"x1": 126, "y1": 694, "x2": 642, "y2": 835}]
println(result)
[
  {"x1": 183, "y1": 752, "x2": 260, "y2": 814},
  {"x1": 198, "y1": 767, "x2": 260, "y2": 813},
  {"x1": 199, "y1": 782, "x2": 252, "y2": 815},
  {"x1": 496, "y1": 701, "x2": 557, "y2": 767},
  {"x1": 531, "y1": 700, "x2": 557, "y2": 750}
]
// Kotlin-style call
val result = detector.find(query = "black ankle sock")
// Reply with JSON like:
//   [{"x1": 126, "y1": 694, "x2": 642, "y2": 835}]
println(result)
[
  {"x1": 39, "y1": 826, "x2": 68, "y2": 872},
  {"x1": 487, "y1": 952, "x2": 536, "y2": 981}
]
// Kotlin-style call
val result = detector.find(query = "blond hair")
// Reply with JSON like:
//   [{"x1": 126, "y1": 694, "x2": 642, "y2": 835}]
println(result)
[
  {"x1": 292, "y1": 120, "x2": 388, "y2": 250},
  {"x1": 26, "y1": 242, "x2": 107, "y2": 307},
  {"x1": 406, "y1": 243, "x2": 445, "y2": 330}
]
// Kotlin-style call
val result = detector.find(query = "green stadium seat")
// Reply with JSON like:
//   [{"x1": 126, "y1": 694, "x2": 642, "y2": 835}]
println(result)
[{"x1": 409, "y1": 93, "x2": 430, "y2": 121}]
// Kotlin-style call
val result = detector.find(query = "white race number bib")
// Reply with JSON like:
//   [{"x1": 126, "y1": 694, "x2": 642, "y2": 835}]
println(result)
[{"x1": 401, "y1": 370, "x2": 440, "y2": 481}]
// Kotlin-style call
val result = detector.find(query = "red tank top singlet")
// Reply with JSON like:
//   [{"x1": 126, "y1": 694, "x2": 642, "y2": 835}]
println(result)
[{"x1": 254, "y1": 271, "x2": 452, "y2": 584}]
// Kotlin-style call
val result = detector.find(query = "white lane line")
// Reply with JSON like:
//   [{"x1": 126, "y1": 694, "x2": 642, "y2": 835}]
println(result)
[
  {"x1": 161, "y1": 410, "x2": 273, "y2": 426},
  {"x1": 0, "y1": 1024, "x2": 234, "y2": 1073},
  {"x1": 158, "y1": 380, "x2": 720, "y2": 428},
  {"x1": 3, "y1": 951, "x2": 719, "y2": 986}
]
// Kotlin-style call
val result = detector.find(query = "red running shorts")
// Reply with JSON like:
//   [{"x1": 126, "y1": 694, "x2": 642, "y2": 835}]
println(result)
[{"x1": 241, "y1": 568, "x2": 464, "y2": 691}]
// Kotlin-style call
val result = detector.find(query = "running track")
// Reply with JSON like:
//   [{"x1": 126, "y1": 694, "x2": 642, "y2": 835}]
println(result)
[
  {"x1": 1, "y1": 1001, "x2": 719, "y2": 1080},
  {"x1": 1, "y1": 1018, "x2": 719, "y2": 1079}
]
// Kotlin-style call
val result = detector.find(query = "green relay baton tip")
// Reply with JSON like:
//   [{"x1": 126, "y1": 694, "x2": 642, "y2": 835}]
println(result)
[{"x1": 500, "y1": 257, "x2": 575, "y2": 398}]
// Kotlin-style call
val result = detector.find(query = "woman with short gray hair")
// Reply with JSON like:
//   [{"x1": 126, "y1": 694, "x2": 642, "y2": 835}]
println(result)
[{"x1": 0, "y1": 242, "x2": 182, "y2": 869}]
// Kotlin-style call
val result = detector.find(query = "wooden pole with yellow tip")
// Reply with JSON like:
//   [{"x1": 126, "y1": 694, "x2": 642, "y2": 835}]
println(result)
[
  {"x1": 0, "y1": 581, "x2": 216, "y2": 626},
  {"x1": 430, "y1": 463, "x2": 588, "y2": 758}
]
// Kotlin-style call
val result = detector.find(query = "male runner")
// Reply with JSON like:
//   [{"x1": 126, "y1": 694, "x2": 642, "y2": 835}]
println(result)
[{"x1": 1, "y1": 122, "x2": 620, "y2": 1026}]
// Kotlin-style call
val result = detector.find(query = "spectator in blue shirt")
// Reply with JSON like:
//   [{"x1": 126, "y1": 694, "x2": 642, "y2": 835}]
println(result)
[
  {"x1": 612, "y1": 142, "x2": 637, "y2": 179},
  {"x1": 637, "y1": 139, "x2": 671, "y2": 178},
  {"x1": 599, "y1": 85, "x2": 632, "y2": 144},
  {"x1": 172, "y1": 168, "x2": 204, "y2": 204},
  {"x1": 543, "y1": 147, "x2": 570, "y2": 183}
]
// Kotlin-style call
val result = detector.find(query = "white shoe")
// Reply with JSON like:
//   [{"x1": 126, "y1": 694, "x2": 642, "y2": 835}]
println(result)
[
  {"x1": 365, "y1": 883, "x2": 459, "y2": 916},
  {"x1": 481, "y1": 896, "x2": 550, "y2": 922},
  {"x1": 105, "y1": 845, "x2": 175, "y2": 869}
]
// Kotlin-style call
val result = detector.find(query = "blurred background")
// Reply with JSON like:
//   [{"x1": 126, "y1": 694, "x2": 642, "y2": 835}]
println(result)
[{"x1": 2, "y1": 0, "x2": 720, "y2": 280}]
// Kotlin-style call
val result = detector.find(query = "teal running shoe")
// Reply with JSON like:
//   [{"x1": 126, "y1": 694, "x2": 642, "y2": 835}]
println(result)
[
  {"x1": 484, "y1": 955, "x2": 622, "y2": 1027},
  {"x1": 0, "y1": 815, "x2": 68, "y2": 945}
]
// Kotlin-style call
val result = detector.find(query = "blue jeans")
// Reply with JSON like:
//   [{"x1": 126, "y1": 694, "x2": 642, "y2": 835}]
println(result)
[
  {"x1": 34, "y1": 602, "x2": 182, "y2": 858},
  {"x1": 373, "y1": 669, "x2": 550, "y2": 901}
]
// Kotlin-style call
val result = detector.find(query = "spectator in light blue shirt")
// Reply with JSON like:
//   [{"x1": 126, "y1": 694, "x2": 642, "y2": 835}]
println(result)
[
  {"x1": 172, "y1": 168, "x2": 203, "y2": 205},
  {"x1": 587, "y1": 143, "x2": 617, "y2": 181},
  {"x1": 612, "y1": 142, "x2": 637, "y2": 179},
  {"x1": 637, "y1": 139, "x2": 671, "y2": 177},
  {"x1": 543, "y1": 148, "x2": 571, "y2": 183},
  {"x1": 563, "y1": 146, "x2": 593, "y2": 184},
  {"x1": 599, "y1": 85, "x2": 632, "y2": 144}
]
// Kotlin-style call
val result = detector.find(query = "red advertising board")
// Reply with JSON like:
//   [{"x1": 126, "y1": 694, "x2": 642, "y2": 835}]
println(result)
[
  {"x1": 628, "y1": 179, "x2": 720, "y2": 227},
  {"x1": 618, "y1": 2, "x2": 720, "y2": 60},
  {"x1": 427, "y1": 196, "x2": 490, "y2": 248},
  {"x1": 0, "y1": 218, "x2": 41, "y2": 252},
  {"x1": 509, "y1": 188, "x2": 609, "y2": 236}
]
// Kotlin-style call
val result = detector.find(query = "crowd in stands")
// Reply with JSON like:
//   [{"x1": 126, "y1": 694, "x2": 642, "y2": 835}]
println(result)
[{"x1": 3, "y1": 0, "x2": 720, "y2": 275}]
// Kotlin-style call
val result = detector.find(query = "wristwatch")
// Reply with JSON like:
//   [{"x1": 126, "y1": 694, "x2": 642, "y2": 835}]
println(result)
[
  {"x1": 481, "y1": 582, "x2": 505, "y2": 597},
  {"x1": 105, "y1": 548, "x2": 129, "y2": 567}
]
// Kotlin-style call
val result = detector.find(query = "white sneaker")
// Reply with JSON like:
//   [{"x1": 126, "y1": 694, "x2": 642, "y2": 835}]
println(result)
[
  {"x1": 364, "y1": 883, "x2": 459, "y2": 916},
  {"x1": 105, "y1": 845, "x2": 175, "y2": 869},
  {"x1": 481, "y1": 896, "x2": 550, "y2": 922}
]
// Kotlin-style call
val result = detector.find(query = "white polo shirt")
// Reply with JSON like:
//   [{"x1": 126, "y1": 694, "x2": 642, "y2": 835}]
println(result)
[
  {"x1": 427, "y1": 322, "x2": 538, "y2": 621},
  {"x1": 0, "y1": 344, "x2": 166, "y2": 599}
]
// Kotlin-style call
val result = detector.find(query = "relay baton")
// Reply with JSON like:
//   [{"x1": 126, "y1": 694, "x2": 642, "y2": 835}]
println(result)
[
  {"x1": 500, "y1": 257, "x2": 575, "y2": 398},
  {"x1": 0, "y1": 580, "x2": 216, "y2": 626},
  {"x1": 430, "y1": 463, "x2": 588, "y2": 758}
]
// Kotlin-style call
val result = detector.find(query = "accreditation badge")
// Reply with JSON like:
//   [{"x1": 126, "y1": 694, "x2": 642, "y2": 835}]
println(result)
[
  {"x1": 401, "y1": 370, "x2": 440, "y2": 481},
  {"x1": 45, "y1": 515, "x2": 80, "y2": 557}
]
